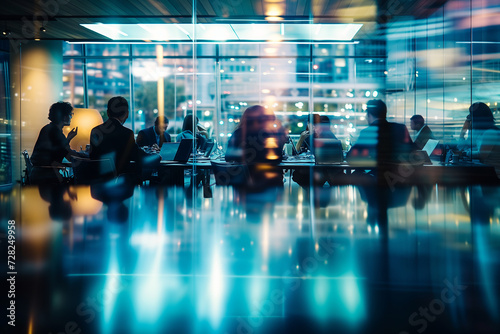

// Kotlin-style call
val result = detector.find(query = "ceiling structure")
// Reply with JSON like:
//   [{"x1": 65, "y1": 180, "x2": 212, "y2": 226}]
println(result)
[{"x1": 0, "y1": 0, "x2": 448, "y2": 41}]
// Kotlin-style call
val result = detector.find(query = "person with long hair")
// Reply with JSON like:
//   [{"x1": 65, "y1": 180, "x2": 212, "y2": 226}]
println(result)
[
  {"x1": 460, "y1": 102, "x2": 500, "y2": 178},
  {"x1": 176, "y1": 114, "x2": 208, "y2": 149}
]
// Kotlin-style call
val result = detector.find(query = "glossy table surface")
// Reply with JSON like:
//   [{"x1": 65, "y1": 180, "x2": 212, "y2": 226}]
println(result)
[{"x1": 1, "y1": 181, "x2": 500, "y2": 334}]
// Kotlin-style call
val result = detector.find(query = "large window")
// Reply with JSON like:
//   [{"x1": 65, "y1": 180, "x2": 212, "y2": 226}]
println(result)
[{"x1": 63, "y1": 42, "x2": 386, "y2": 148}]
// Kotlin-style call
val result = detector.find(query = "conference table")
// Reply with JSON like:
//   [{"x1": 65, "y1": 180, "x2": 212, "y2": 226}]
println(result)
[{"x1": 157, "y1": 156, "x2": 498, "y2": 186}]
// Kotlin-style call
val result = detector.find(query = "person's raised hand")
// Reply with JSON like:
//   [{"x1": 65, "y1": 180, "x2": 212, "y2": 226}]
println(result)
[{"x1": 67, "y1": 127, "x2": 78, "y2": 141}]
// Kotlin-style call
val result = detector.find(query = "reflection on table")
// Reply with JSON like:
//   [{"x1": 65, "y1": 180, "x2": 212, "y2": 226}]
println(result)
[{"x1": 7, "y1": 183, "x2": 500, "y2": 333}]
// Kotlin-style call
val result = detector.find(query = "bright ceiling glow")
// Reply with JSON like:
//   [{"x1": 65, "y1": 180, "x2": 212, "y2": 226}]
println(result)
[{"x1": 81, "y1": 23, "x2": 362, "y2": 42}]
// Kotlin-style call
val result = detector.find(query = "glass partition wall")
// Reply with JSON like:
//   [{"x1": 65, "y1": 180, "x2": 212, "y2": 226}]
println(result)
[
  {"x1": 386, "y1": 1, "x2": 500, "y2": 150},
  {"x1": 62, "y1": 43, "x2": 386, "y2": 146}
]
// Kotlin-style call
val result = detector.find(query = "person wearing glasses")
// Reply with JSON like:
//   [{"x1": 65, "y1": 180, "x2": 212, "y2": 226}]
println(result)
[{"x1": 31, "y1": 101, "x2": 85, "y2": 184}]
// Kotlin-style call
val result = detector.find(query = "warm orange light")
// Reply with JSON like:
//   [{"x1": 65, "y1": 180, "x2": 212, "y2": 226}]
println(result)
[
  {"x1": 68, "y1": 186, "x2": 103, "y2": 216},
  {"x1": 63, "y1": 108, "x2": 103, "y2": 151},
  {"x1": 265, "y1": 16, "x2": 284, "y2": 22}
]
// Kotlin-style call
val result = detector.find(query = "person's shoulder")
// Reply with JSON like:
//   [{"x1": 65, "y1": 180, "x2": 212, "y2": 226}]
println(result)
[
  {"x1": 389, "y1": 121, "x2": 406, "y2": 128},
  {"x1": 231, "y1": 127, "x2": 242, "y2": 136},
  {"x1": 91, "y1": 122, "x2": 102, "y2": 130},
  {"x1": 121, "y1": 125, "x2": 134, "y2": 136},
  {"x1": 359, "y1": 125, "x2": 374, "y2": 133},
  {"x1": 389, "y1": 122, "x2": 410, "y2": 133},
  {"x1": 40, "y1": 123, "x2": 56, "y2": 134}
]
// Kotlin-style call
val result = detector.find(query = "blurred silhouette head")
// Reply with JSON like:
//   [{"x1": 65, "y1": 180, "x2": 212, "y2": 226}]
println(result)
[
  {"x1": 317, "y1": 115, "x2": 332, "y2": 134},
  {"x1": 469, "y1": 102, "x2": 496, "y2": 130},
  {"x1": 107, "y1": 96, "x2": 129, "y2": 122},
  {"x1": 306, "y1": 113, "x2": 321, "y2": 132},
  {"x1": 48, "y1": 101, "x2": 73, "y2": 125},
  {"x1": 154, "y1": 116, "x2": 169, "y2": 134},
  {"x1": 366, "y1": 100, "x2": 387, "y2": 124},
  {"x1": 240, "y1": 105, "x2": 277, "y2": 133},
  {"x1": 410, "y1": 114, "x2": 425, "y2": 131},
  {"x1": 182, "y1": 114, "x2": 199, "y2": 133}
]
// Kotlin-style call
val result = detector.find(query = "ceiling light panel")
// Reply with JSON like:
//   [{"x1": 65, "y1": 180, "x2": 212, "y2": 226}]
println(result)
[{"x1": 81, "y1": 23, "x2": 362, "y2": 42}]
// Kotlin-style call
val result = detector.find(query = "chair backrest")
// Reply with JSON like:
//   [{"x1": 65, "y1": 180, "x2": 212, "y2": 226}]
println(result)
[
  {"x1": 21, "y1": 150, "x2": 33, "y2": 185},
  {"x1": 211, "y1": 161, "x2": 251, "y2": 186},
  {"x1": 72, "y1": 157, "x2": 116, "y2": 184}
]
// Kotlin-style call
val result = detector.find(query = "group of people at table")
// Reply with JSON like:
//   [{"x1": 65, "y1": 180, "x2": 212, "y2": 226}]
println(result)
[{"x1": 29, "y1": 95, "x2": 500, "y2": 186}]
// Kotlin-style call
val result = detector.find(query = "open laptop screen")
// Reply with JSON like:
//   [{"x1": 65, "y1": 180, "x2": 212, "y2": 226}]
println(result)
[
  {"x1": 160, "y1": 142, "x2": 180, "y2": 161},
  {"x1": 159, "y1": 139, "x2": 194, "y2": 162},
  {"x1": 422, "y1": 139, "x2": 439, "y2": 157}
]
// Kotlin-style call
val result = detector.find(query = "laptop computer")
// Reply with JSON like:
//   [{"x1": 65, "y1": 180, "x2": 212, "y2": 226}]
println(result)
[
  {"x1": 160, "y1": 139, "x2": 194, "y2": 162},
  {"x1": 202, "y1": 140, "x2": 215, "y2": 158},
  {"x1": 422, "y1": 139, "x2": 439, "y2": 157},
  {"x1": 414, "y1": 139, "x2": 439, "y2": 165},
  {"x1": 314, "y1": 138, "x2": 344, "y2": 165}
]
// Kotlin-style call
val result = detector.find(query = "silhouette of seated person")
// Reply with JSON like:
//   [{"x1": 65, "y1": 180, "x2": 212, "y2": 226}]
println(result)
[
  {"x1": 459, "y1": 102, "x2": 500, "y2": 179},
  {"x1": 347, "y1": 99, "x2": 414, "y2": 185},
  {"x1": 293, "y1": 115, "x2": 340, "y2": 187},
  {"x1": 136, "y1": 116, "x2": 171, "y2": 152},
  {"x1": 90, "y1": 96, "x2": 160, "y2": 181},
  {"x1": 30, "y1": 101, "x2": 87, "y2": 184},
  {"x1": 296, "y1": 114, "x2": 338, "y2": 154},
  {"x1": 410, "y1": 114, "x2": 435, "y2": 150},
  {"x1": 225, "y1": 105, "x2": 287, "y2": 187},
  {"x1": 176, "y1": 114, "x2": 208, "y2": 150}
]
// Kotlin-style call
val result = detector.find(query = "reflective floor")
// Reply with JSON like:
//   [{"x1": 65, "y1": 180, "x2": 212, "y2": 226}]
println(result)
[{"x1": 2, "y1": 181, "x2": 500, "y2": 333}]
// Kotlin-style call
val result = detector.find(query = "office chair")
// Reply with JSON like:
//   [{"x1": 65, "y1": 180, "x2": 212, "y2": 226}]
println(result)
[{"x1": 21, "y1": 150, "x2": 70, "y2": 185}]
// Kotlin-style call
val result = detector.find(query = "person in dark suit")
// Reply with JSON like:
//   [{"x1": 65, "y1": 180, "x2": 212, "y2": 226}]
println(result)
[
  {"x1": 348, "y1": 100, "x2": 414, "y2": 165},
  {"x1": 410, "y1": 114, "x2": 434, "y2": 150},
  {"x1": 347, "y1": 100, "x2": 414, "y2": 185},
  {"x1": 30, "y1": 101, "x2": 86, "y2": 184},
  {"x1": 136, "y1": 116, "x2": 171, "y2": 150},
  {"x1": 90, "y1": 96, "x2": 160, "y2": 177}
]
